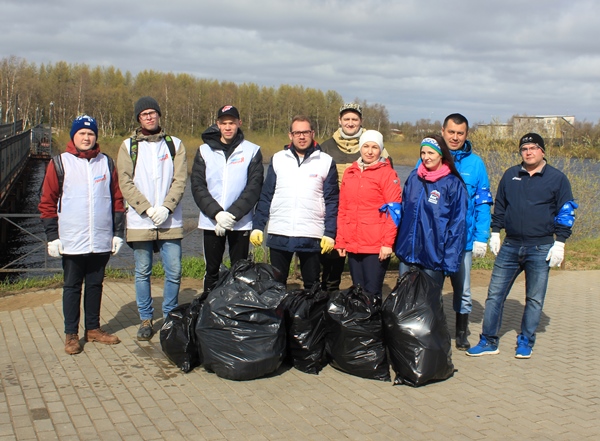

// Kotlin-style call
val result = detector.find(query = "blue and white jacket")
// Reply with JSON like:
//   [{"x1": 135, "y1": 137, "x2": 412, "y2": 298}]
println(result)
[
  {"x1": 253, "y1": 143, "x2": 339, "y2": 252},
  {"x1": 191, "y1": 125, "x2": 263, "y2": 231},
  {"x1": 417, "y1": 140, "x2": 492, "y2": 251},
  {"x1": 395, "y1": 169, "x2": 468, "y2": 274}
]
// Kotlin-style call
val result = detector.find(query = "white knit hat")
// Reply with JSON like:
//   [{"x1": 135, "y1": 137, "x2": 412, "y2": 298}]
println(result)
[{"x1": 359, "y1": 130, "x2": 384, "y2": 151}]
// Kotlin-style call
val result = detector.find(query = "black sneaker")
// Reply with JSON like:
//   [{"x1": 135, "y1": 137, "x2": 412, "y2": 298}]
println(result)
[{"x1": 137, "y1": 319, "x2": 154, "y2": 341}]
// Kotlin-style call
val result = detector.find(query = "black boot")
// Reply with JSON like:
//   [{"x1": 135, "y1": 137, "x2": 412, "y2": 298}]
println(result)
[{"x1": 455, "y1": 313, "x2": 471, "y2": 350}]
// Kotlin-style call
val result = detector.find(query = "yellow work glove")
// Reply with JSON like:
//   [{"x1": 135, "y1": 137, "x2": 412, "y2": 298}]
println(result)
[
  {"x1": 320, "y1": 236, "x2": 335, "y2": 254},
  {"x1": 250, "y1": 229, "x2": 263, "y2": 247}
]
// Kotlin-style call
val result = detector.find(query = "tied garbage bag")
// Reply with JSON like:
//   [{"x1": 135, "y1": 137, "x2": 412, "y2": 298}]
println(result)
[
  {"x1": 382, "y1": 266, "x2": 454, "y2": 387},
  {"x1": 325, "y1": 286, "x2": 390, "y2": 381},
  {"x1": 281, "y1": 284, "x2": 329, "y2": 374},
  {"x1": 195, "y1": 260, "x2": 288, "y2": 381},
  {"x1": 216, "y1": 258, "x2": 285, "y2": 294},
  {"x1": 160, "y1": 296, "x2": 205, "y2": 373}
]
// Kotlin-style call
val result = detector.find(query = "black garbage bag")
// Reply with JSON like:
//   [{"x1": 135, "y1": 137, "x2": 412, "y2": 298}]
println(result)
[
  {"x1": 325, "y1": 286, "x2": 390, "y2": 381},
  {"x1": 195, "y1": 263, "x2": 288, "y2": 381},
  {"x1": 160, "y1": 295, "x2": 205, "y2": 373},
  {"x1": 280, "y1": 284, "x2": 329, "y2": 374},
  {"x1": 382, "y1": 266, "x2": 454, "y2": 387},
  {"x1": 216, "y1": 258, "x2": 285, "y2": 294}
]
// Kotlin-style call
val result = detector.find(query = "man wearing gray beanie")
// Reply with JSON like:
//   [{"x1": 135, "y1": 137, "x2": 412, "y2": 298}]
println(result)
[{"x1": 117, "y1": 96, "x2": 187, "y2": 341}]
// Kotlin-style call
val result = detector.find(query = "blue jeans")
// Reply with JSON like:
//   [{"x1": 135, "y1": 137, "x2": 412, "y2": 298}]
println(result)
[
  {"x1": 481, "y1": 241, "x2": 551, "y2": 347},
  {"x1": 449, "y1": 251, "x2": 473, "y2": 314},
  {"x1": 133, "y1": 240, "x2": 182, "y2": 320}
]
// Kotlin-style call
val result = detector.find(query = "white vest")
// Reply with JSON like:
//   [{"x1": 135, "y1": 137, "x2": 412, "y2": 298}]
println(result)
[
  {"x1": 197, "y1": 140, "x2": 261, "y2": 231},
  {"x1": 268, "y1": 149, "x2": 333, "y2": 239},
  {"x1": 58, "y1": 153, "x2": 113, "y2": 254},
  {"x1": 124, "y1": 137, "x2": 184, "y2": 230}
]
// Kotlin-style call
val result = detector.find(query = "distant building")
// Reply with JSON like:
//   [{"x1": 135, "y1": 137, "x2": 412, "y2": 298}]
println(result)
[
  {"x1": 475, "y1": 123, "x2": 512, "y2": 139},
  {"x1": 476, "y1": 115, "x2": 575, "y2": 145}
]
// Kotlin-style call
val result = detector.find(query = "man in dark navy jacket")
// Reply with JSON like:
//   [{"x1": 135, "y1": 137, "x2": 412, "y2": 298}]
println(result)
[
  {"x1": 250, "y1": 115, "x2": 339, "y2": 289},
  {"x1": 467, "y1": 133, "x2": 577, "y2": 359}
]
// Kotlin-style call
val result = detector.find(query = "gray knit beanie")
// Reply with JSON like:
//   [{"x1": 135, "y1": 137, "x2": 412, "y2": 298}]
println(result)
[{"x1": 134, "y1": 96, "x2": 162, "y2": 121}]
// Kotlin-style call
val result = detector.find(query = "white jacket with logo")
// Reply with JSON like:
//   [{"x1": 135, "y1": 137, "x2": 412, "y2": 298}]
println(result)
[
  {"x1": 59, "y1": 153, "x2": 113, "y2": 254},
  {"x1": 196, "y1": 140, "x2": 261, "y2": 230}
]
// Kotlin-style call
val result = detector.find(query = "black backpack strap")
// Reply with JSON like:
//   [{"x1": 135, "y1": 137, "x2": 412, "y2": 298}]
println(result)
[
  {"x1": 129, "y1": 137, "x2": 138, "y2": 179},
  {"x1": 129, "y1": 135, "x2": 175, "y2": 179},
  {"x1": 164, "y1": 135, "x2": 176, "y2": 160},
  {"x1": 52, "y1": 154, "x2": 65, "y2": 213},
  {"x1": 106, "y1": 154, "x2": 115, "y2": 177}
]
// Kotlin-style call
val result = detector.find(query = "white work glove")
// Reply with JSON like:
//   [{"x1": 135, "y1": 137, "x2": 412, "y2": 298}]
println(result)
[
  {"x1": 150, "y1": 206, "x2": 170, "y2": 226},
  {"x1": 146, "y1": 206, "x2": 156, "y2": 219},
  {"x1": 215, "y1": 224, "x2": 226, "y2": 237},
  {"x1": 489, "y1": 232, "x2": 501, "y2": 256},
  {"x1": 215, "y1": 211, "x2": 236, "y2": 230},
  {"x1": 250, "y1": 230, "x2": 263, "y2": 246},
  {"x1": 472, "y1": 241, "x2": 487, "y2": 259},
  {"x1": 111, "y1": 236, "x2": 124, "y2": 255},
  {"x1": 320, "y1": 236, "x2": 335, "y2": 254},
  {"x1": 47, "y1": 239, "x2": 63, "y2": 258},
  {"x1": 546, "y1": 241, "x2": 565, "y2": 268}
]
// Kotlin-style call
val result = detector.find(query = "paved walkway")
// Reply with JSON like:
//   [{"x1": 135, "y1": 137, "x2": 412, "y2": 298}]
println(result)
[{"x1": 1, "y1": 270, "x2": 599, "y2": 440}]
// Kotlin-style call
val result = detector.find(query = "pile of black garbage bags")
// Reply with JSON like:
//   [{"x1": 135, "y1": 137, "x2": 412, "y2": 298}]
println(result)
[{"x1": 160, "y1": 260, "x2": 454, "y2": 387}]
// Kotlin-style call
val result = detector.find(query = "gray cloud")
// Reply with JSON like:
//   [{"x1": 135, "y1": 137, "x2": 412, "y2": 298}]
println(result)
[{"x1": 2, "y1": 0, "x2": 600, "y2": 123}]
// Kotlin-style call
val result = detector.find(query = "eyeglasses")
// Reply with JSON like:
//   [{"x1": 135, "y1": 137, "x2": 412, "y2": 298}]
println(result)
[
  {"x1": 290, "y1": 130, "x2": 313, "y2": 137},
  {"x1": 139, "y1": 110, "x2": 158, "y2": 120},
  {"x1": 520, "y1": 146, "x2": 540, "y2": 153}
]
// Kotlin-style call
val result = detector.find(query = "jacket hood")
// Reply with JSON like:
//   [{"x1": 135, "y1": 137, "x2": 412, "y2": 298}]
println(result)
[
  {"x1": 133, "y1": 126, "x2": 167, "y2": 143},
  {"x1": 450, "y1": 139, "x2": 473, "y2": 162},
  {"x1": 333, "y1": 128, "x2": 361, "y2": 154},
  {"x1": 284, "y1": 141, "x2": 320, "y2": 161},
  {"x1": 202, "y1": 124, "x2": 245, "y2": 152},
  {"x1": 65, "y1": 140, "x2": 101, "y2": 159}
]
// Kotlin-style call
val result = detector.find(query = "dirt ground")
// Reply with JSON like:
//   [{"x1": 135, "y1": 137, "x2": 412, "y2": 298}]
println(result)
[{"x1": 0, "y1": 269, "x2": 498, "y2": 312}]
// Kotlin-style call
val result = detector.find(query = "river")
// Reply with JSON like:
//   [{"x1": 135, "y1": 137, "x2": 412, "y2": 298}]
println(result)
[{"x1": 0, "y1": 160, "x2": 414, "y2": 281}]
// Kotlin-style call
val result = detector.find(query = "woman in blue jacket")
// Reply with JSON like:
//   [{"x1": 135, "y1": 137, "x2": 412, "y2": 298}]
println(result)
[{"x1": 395, "y1": 135, "x2": 468, "y2": 289}]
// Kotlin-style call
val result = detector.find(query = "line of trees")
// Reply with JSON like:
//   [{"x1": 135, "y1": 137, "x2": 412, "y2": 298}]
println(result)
[{"x1": 0, "y1": 56, "x2": 392, "y2": 139}]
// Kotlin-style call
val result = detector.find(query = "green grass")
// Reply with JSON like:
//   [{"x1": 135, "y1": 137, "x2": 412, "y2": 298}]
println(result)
[
  {"x1": 1, "y1": 238, "x2": 598, "y2": 294},
  {"x1": 0, "y1": 273, "x2": 63, "y2": 293}
]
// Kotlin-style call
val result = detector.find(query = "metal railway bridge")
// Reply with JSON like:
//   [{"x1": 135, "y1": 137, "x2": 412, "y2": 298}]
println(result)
[{"x1": 0, "y1": 120, "x2": 56, "y2": 273}]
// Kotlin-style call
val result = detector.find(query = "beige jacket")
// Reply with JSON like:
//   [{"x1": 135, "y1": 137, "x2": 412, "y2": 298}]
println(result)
[{"x1": 117, "y1": 128, "x2": 187, "y2": 242}]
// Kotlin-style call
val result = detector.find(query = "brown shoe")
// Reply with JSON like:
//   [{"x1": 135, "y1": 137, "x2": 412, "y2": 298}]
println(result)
[
  {"x1": 65, "y1": 334, "x2": 82, "y2": 355},
  {"x1": 85, "y1": 328, "x2": 121, "y2": 345}
]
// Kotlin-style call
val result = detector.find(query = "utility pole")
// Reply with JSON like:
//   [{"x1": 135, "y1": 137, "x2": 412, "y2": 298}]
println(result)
[{"x1": 49, "y1": 102, "x2": 54, "y2": 154}]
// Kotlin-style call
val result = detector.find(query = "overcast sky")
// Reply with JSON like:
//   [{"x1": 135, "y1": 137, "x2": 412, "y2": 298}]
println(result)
[{"x1": 3, "y1": 0, "x2": 600, "y2": 125}]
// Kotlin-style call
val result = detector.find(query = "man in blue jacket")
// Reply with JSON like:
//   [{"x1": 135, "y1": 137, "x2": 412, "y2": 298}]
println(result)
[
  {"x1": 440, "y1": 114, "x2": 493, "y2": 350},
  {"x1": 467, "y1": 133, "x2": 577, "y2": 359},
  {"x1": 250, "y1": 115, "x2": 339, "y2": 289}
]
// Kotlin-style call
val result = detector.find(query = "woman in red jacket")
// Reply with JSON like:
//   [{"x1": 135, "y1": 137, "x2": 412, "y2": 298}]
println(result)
[{"x1": 335, "y1": 130, "x2": 402, "y2": 300}]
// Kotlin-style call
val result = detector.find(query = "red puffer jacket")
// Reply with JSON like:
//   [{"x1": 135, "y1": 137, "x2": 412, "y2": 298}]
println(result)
[{"x1": 336, "y1": 159, "x2": 401, "y2": 254}]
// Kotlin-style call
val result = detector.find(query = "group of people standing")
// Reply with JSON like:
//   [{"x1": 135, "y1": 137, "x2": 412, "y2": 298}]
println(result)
[{"x1": 39, "y1": 97, "x2": 577, "y2": 362}]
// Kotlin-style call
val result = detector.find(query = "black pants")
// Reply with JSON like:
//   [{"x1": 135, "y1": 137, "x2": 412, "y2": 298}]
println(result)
[
  {"x1": 347, "y1": 253, "x2": 390, "y2": 300},
  {"x1": 320, "y1": 251, "x2": 346, "y2": 292},
  {"x1": 62, "y1": 253, "x2": 111, "y2": 334},
  {"x1": 203, "y1": 229, "x2": 250, "y2": 292},
  {"x1": 269, "y1": 248, "x2": 320, "y2": 289}
]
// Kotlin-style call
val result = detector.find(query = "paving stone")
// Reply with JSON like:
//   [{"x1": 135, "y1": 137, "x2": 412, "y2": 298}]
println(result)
[{"x1": 1, "y1": 272, "x2": 600, "y2": 439}]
